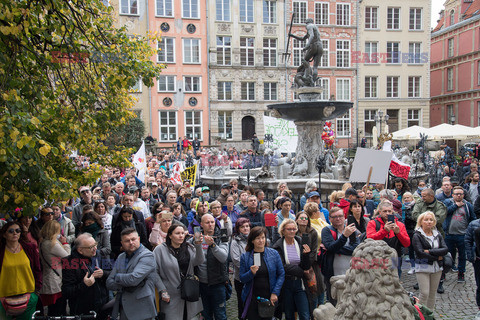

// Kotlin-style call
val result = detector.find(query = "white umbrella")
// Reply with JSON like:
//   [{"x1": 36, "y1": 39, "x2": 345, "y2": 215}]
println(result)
[
  {"x1": 392, "y1": 125, "x2": 429, "y2": 140},
  {"x1": 453, "y1": 124, "x2": 480, "y2": 139},
  {"x1": 427, "y1": 123, "x2": 457, "y2": 140}
]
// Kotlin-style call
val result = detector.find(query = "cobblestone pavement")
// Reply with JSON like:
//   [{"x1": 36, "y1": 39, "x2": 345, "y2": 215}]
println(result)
[{"x1": 226, "y1": 260, "x2": 479, "y2": 320}]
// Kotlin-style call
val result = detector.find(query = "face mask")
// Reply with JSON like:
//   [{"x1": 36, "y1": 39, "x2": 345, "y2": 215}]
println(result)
[
  {"x1": 57, "y1": 234, "x2": 61, "y2": 240},
  {"x1": 203, "y1": 194, "x2": 210, "y2": 201},
  {"x1": 417, "y1": 187, "x2": 426, "y2": 192}
]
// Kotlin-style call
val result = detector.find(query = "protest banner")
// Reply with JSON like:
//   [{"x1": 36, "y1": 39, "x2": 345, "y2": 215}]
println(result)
[
  {"x1": 263, "y1": 116, "x2": 298, "y2": 153},
  {"x1": 181, "y1": 164, "x2": 197, "y2": 186},
  {"x1": 170, "y1": 162, "x2": 184, "y2": 185},
  {"x1": 350, "y1": 148, "x2": 392, "y2": 184},
  {"x1": 132, "y1": 141, "x2": 146, "y2": 183}
]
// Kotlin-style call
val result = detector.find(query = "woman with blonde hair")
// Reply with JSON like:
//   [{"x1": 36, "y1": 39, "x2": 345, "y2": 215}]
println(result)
[
  {"x1": 39, "y1": 220, "x2": 71, "y2": 316},
  {"x1": 412, "y1": 211, "x2": 448, "y2": 310}
]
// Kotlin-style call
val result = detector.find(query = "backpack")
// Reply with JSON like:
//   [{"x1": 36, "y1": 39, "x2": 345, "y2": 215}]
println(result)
[{"x1": 319, "y1": 226, "x2": 338, "y2": 274}]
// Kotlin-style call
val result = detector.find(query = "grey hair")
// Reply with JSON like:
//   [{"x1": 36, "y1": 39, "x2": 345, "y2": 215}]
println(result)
[
  {"x1": 74, "y1": 233, "x2": 93, "y2": 248},
  {"x1": 377, "y1": 200, "x2": 393, "y2": 212},
  {"x1": 305, "y1": 180, "x2": 317, "y2": 194},
  {"x1": 379, "y1": 189, "x2": 394, "y2": 201}
]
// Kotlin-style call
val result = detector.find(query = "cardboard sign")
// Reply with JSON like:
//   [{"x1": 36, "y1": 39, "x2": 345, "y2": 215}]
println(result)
[
  {"x1": 181, "y1": 164, "x2": 198, "y2": 186},
  {"x1": 349, "y1": 148, "x2": 392, "y2": 184}
]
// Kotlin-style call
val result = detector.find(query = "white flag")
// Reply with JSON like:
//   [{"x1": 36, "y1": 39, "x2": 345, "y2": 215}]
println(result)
[
  {"x1": 170, "y1": 162, "x2": 184, "y2": 186},
  {"x1": 133, "y1": 141, "x2": 147, "y2": 183}
]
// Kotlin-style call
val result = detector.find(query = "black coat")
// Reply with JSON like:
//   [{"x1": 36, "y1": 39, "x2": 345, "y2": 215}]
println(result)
[
  {"x1": 272, "y1": 236, "x2": 311, "y2": 277},
  {"x1": 110, "y1": 217, "x2": 149, "y2": 258},
  {"x1": 61, "y1": 250, "x2": 109, "y2": 315}
]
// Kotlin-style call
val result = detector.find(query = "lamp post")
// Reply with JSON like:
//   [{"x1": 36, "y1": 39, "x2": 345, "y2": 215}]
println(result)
[
  {"x1": 316, "y1": 153, "x2": 327, "y2": 198},
  {"x1": 374, "y1": 110, "x2": 390, "y2": 136},
  {"x1": 264, "y1": 134, "x2": 273, "y2": 149}
]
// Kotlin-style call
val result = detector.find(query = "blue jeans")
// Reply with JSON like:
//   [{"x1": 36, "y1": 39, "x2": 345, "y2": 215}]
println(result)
[
  {"x1": 474, "y1": 259, "x2": 480, "y2": 307},
  {"x1": 199, "y1": 282, "x2": 227, "y2": 320},
  {"x1": 445, "y1": 234, "x2": 466, "y2": 273},
  {"x1": 283, "y1": 278, "x2": 310, "y2": 320}
]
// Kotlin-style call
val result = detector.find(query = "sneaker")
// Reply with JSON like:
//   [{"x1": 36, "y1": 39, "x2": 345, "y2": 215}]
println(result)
[
  {"x1": 413, "y1": 283, "x2": 419, "y2": 290},
  {"x1": 452, "y1": 265, "x2": 458, "y2": 272},
  {"x1": 437, "y1": 281, "x2": 444, "y2": 294},
  {"x1": 408, "y1": 268, "x2": 415, "y2": 275},
  {"x1": 458, "y1": 272, "x2": 465, "y2": 283}
]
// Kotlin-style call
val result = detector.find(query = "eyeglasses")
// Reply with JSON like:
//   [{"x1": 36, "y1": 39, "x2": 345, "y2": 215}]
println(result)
[
  {"x1": 80, "y1": 242, "x2": 98, "y2": 250},
  {"x1": 285, "y1": 228, "x2": 297, "y2": 231},
  {"x1": 298, "y1": 217, "x2": 309, "y2": 221},
  {"x1": 330, "y1": 215, "x2": 344, "y2": 219},
  {"x1": 453, "y1": 193, "x2": 464, "y2": 196},
  {"x1": 7, "y1": 228, "x2": 21, "y2": 234},
  {"x1": 42, "y1": 212, "x2": 54, "y2": 216},
  {"x1": 80, "y1": 189, "x2": 90, "y2": 194},
  {"x1": 211, "y1": 207, "x2": 221, "y2": 209}
]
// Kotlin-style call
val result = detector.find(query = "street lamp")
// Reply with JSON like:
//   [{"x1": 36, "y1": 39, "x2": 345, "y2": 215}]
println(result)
[
  {"x1": 316, "y1": 153, "x2": 327, "y2": 198},
  {"x1": 374, "y1": 110, "x2": 390, "y2": 136},
  {"x1": 264, "y1": 134, "x2": 273, "y2": 149}
]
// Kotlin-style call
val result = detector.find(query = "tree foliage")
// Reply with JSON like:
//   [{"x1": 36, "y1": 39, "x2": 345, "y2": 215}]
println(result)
[
  {"x1": 105, "y1": 116, "x2": 145, "y2": 150},
  {"x1": 0, "y1": 0, "x2": 164, "y2": 215}
]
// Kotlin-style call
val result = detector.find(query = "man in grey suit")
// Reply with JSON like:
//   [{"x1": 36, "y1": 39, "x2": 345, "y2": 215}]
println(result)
[{"x1": 107, "y1": 228, "x2": 159, "y2": 320}]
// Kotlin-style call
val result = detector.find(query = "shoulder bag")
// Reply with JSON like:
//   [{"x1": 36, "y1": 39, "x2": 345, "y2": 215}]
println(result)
[
  {"x1": 0, "y1": 293, "x2": 31, "y2": 316},
  {"x1": 179, "y1": 274, "x2": 200, "y2": 302}
]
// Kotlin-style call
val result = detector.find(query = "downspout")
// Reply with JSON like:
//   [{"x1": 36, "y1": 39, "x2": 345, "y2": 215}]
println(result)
[
  {"x1": 355, "y1": 0, "x2": 361, "y2": 147},
  {"x1": 146, "y1": 0, "x2": 153, "y2": 136},
  {"x1": 207, "y1": 0, "x2": 211, "y2": 145},
  {"x1": 285, "y1": 0, "x2": 289, "y2": 102}
]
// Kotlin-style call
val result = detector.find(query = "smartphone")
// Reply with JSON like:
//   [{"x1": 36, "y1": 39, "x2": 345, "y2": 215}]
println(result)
[
  {"x1": 82, "y1": 261, "x2": 93, "y2": 277},
  {"x1": 220, "y1": 228, "x2": 228, "y2": 242},
  {"x1": 194, "y1": 227, "x2": 201, "y2": 242},
  {"x1": 222, "y1": 205, "x2": 227, "y2": 211},
  {"x1": 387, "y1": 215, "x2": 395, "y2": 224},
  {"x1": 254, "y1": 253, "x2": 261, "y2": 267},
  {"x1": 301, "y1": 233, "x2": 309, "y2": 245}
]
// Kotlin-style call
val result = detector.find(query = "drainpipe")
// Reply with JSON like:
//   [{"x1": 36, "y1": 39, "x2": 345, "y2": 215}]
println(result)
[
  {"x1": 206, "y1": 0, "x2": 211, "y2": 146},
  {"x1": 355, "y1": 0, "x2": 361, "y2": 147},
  {"x1": 146, "y1": 0, "x2": 153, "y2": 137},
  {"x1": 285, "y1": 0, "x2": 289, "y2": 102}
]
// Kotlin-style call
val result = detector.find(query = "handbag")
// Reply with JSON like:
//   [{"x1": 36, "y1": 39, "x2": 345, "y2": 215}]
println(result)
[
  {"x1": 0, "y1": 293, "x2": 31, "y2": 316},
  {"x1": 442, "y1": 252, "x2": 453, "y2": 273},
  {"x1": 305, "y1": 267, "x2": 317, "y2": 294},
  {"x1": 257, "y1": 299, "x2": 276, "y2": 318},
  {"x1": 179, "y1": 274, "x2": 200, "y2": 302}
]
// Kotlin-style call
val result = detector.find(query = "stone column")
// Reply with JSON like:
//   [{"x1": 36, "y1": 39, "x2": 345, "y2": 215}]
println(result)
[{"x1": 294, "y1": 120, "x2": 325, "y2": 176}]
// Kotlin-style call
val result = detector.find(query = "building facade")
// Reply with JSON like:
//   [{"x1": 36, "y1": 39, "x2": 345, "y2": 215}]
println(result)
[
  {"x1": 431, "y1": 0, "x2": 480, "y2": 127},
  {"x1": 357, "y1": 0, "x2": 431, "y2": 145},
  {"x1": 208, "y1": 0, "x2": 287, "y2": 146},
  {"x1": 287, "y1": 0, "x2": 357, "y2": 148}
]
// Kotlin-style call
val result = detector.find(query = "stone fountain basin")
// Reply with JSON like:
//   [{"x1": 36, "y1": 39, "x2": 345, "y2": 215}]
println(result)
[{"x1": 268, "y1": 101, "x2": 353, "y2": 122}]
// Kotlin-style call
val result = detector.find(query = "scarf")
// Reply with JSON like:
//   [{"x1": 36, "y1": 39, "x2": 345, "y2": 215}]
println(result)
[
  {"x1": 83, "y1": 222, "x2": 101, "y2": 240},
  {"x1": 283, "y1": 238, "x2": 301, "y2": 265},
  {"x1": 120, "y1": 219, "x2": 136, "y2": 231}
]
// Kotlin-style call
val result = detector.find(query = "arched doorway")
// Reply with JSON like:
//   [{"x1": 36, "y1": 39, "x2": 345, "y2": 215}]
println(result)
[{"x1": 242, "y1": 116, "x2": 255, "y2": 140}]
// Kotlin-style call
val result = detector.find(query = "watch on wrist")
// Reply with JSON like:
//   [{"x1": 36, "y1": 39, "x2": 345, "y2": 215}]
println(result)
[{"x1": 210, "y1": 243, "x2": 216, "y2": 248}]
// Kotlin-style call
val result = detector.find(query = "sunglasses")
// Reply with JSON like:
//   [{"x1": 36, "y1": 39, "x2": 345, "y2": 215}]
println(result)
[
  {"x1": 298, "y1": 217, "x2": 309, "y2": 221},
  {"x1": 42, "y1": 212, "x2": 54, "y2": 216},
  {"x1": 7, "y1": 228, "x2": 21, "y2": 234},
  {"x1": 80, "y1": 190, "x2": 90, "y2": 194}
]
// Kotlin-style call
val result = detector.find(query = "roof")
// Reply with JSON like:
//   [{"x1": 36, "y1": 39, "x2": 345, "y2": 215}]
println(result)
[
  {"x1": 463, "y1": 0, "x2": 480, "y2": 19},
  {"x1": 433, "y1": 15, "x2": 444, "y2": 32}
]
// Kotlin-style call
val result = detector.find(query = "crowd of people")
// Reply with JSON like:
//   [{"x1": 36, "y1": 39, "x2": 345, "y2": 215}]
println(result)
[{"x1": 3, "y1": 153, "x2": 480, "y2": 320}]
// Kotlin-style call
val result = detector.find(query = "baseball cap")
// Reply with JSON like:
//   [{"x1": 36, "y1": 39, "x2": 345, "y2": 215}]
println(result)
[
  {"x1": 152, "y1": 182, "x2": 158, "y2": 187},
  {"x1": 128, "y1": 186, "x2": 139, "y2": 193},
  {"x1": 307, "y1": 191, "x2": 320, "y2": 198},
  {"x1": 202, "y1": 186, "x2": 210, "y2": 192},
  {"x1": 221, "y1": 183, "x2": 232, "y2": 189}
]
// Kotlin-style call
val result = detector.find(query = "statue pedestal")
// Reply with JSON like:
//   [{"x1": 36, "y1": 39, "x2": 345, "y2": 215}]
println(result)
[
  {"x1": 293, "y1": 121, "x2": 325, "y2": 177},
  {"x1": 294, "y1": 87, "x2": 324, "y2": 102}
]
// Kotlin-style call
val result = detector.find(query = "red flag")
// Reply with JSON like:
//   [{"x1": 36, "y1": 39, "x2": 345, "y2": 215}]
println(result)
[{"x1": 390, "y1": 160, "x2": 411, "y2": 179}]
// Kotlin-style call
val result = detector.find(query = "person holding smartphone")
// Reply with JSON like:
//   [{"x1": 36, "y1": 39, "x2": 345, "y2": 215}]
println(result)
[{"x1": 367, "y1": 200, "x2": 411, "y2": 277}]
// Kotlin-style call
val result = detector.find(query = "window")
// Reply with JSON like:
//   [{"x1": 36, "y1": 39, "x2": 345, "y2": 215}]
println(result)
[
  {"x1": 365, "y1": 42, "x2": 378, "y2": 63},
  {"x1": 336, "y1": 78, "x2": 350, "y2": 101},
  {"x1": 315, "y1": 2, "x2": 329, "y2": 25},
  {"x1": 450, "y1": 10, "x2": 455, "y2": 26},
  {"x1": 184, "y1": 76, "x2": 201, "y2": 92},
  {"x1": 387, "y1": 42, "x2": 400, "y2": 64},
  {"x1": 365, "y1": 7, "x2": 378, "y2": 29},
  {"x1": 448, "y1": 38, "x2": 454, "y2": 57},
  {"x1": 158, "y1": 75, "x2": 176, "y2": 92},
  {"x1": 217, "y1": 37, "x2": 232, "y2": 65},
  {"x1": 336, "y1": 111, "x2": 350, "y2": 138},
  {"x1": 336, "y1": 40, "x2": 350, "y2": 68},
  {"x1": 386, "y1": 76, "x2": 399, "y2": 98},
  {"x1": 218, "y1": 81, "x2": 232, "y2": 100},
  {"x1": 318, "y1": 78, "x2": 330, "y2": 100},
  {"x1": 264, "y1": 82, "x2": 277, "y2": 100},
  {"x1": 240, "y1": 37, "x2": 255, "y2": 66},
  {"x1": 478, "y1": 61, "x2": 480, "y2": 85},
  {"x1": 409, "y1": 8, "x2": 422, "y2": 30},
  {"x1": 336, "y1": 4, "x2": 350, "y2": 26},
  {"x1": 293, "y1": 1, "x2": 307, "y2": 24},
  {"x1": 159, "y1": 111, "x2": 177, "y2": 142},
  {"x1": 292, "y1": 39, "x2": 305, "y2": 67},
  {"x1": 183, "y1": 39, "x2": 200, "y2": 63},
  {"x1": 216, "y1": 0, "x2": 230, "y2": 21},
  {"x1": 158, "y1": 38, "x2": 175, "y2": 63},
  {"x1": 364, "y1": 110, "x2": 376, "y2": 136},
  {"x1": 131, "y1": 78, "x2": 142, "y2": 92},
  {"x1": 241, "y1": 82, "x2": 255, "y2": 100},
  {"x1": 240, "y1": 0, "x2": 254, "y2": 23},
  {"x1": 408, "y1": 76, "x2": 421, "y2": 98},
  {"x1": 447, "y1": 68, "x2": 453, "y2": 91},
  {"x1": 185, "y1": 111, "x2": 202, "y2": 140},
  {"x1": 156, "y1": 0, "x2": 173, "y2": 16},
  {"x1": 263, "y1": 1, "x2": 276, "y2": 23},
  {"x1": 387, "y1": 7, "x2": 400, "y2": 30},
  {"x1": 320, "y1": 40, "x2": 329, "y2": 67},
  {"x1": 409, "y1": 42, "x2": 421, "y2": 64},
  {"x1": 218, "y1": 111, "x2": 233, "y2": 140},
  {"x1": 387, "y1": 110, "x2": 399, "y2": 132},
  {"x1": 120, "y1": 0, "x2": 138, "y2": 15},
  {"x1": 447, "y1": 105, "x2": 454, "y2": 124},
  {"x1": 365, "y1": 76, "x2": 378, "y2": 98},
  {"x1": 407, "y1": 109, "x2": 420, "y2": 127},
  {"x1": 182, "y1": 0, "x2": 199, "y2": 18},
  {"x1": 263, "y1": 38, "x2": 277, "y2": 67}
]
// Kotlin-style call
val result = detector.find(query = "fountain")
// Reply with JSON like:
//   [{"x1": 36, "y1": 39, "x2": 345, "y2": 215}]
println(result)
[{"x1": 268, "y1": 18, "x2": 353, "y2": 177}]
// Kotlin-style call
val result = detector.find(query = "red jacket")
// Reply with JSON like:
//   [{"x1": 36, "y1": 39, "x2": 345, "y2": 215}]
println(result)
[
  {"x1": 366, "y1": 216, "x2": 410, "y2": 248},
  {"x1": 338, "y1": 198, "x2": 351, "y2": 218}
]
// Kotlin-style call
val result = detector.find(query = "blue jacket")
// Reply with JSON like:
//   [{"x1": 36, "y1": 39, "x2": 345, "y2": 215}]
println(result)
[
  {"x1": 365, "y1": 199, "x2": 376, "y2": 216},
  {"x1": 465, "y1": 219, "x2": 480, "y2": 262},
  {"x1": 443, "y1": 199, "x2": 475, "y2": 235},
  {"x1": 436, "y1": 192, "x2": 453, "y2": 204},
  {"x1": 239, "y1": 247, "x2": 285, "y2": 303}
]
